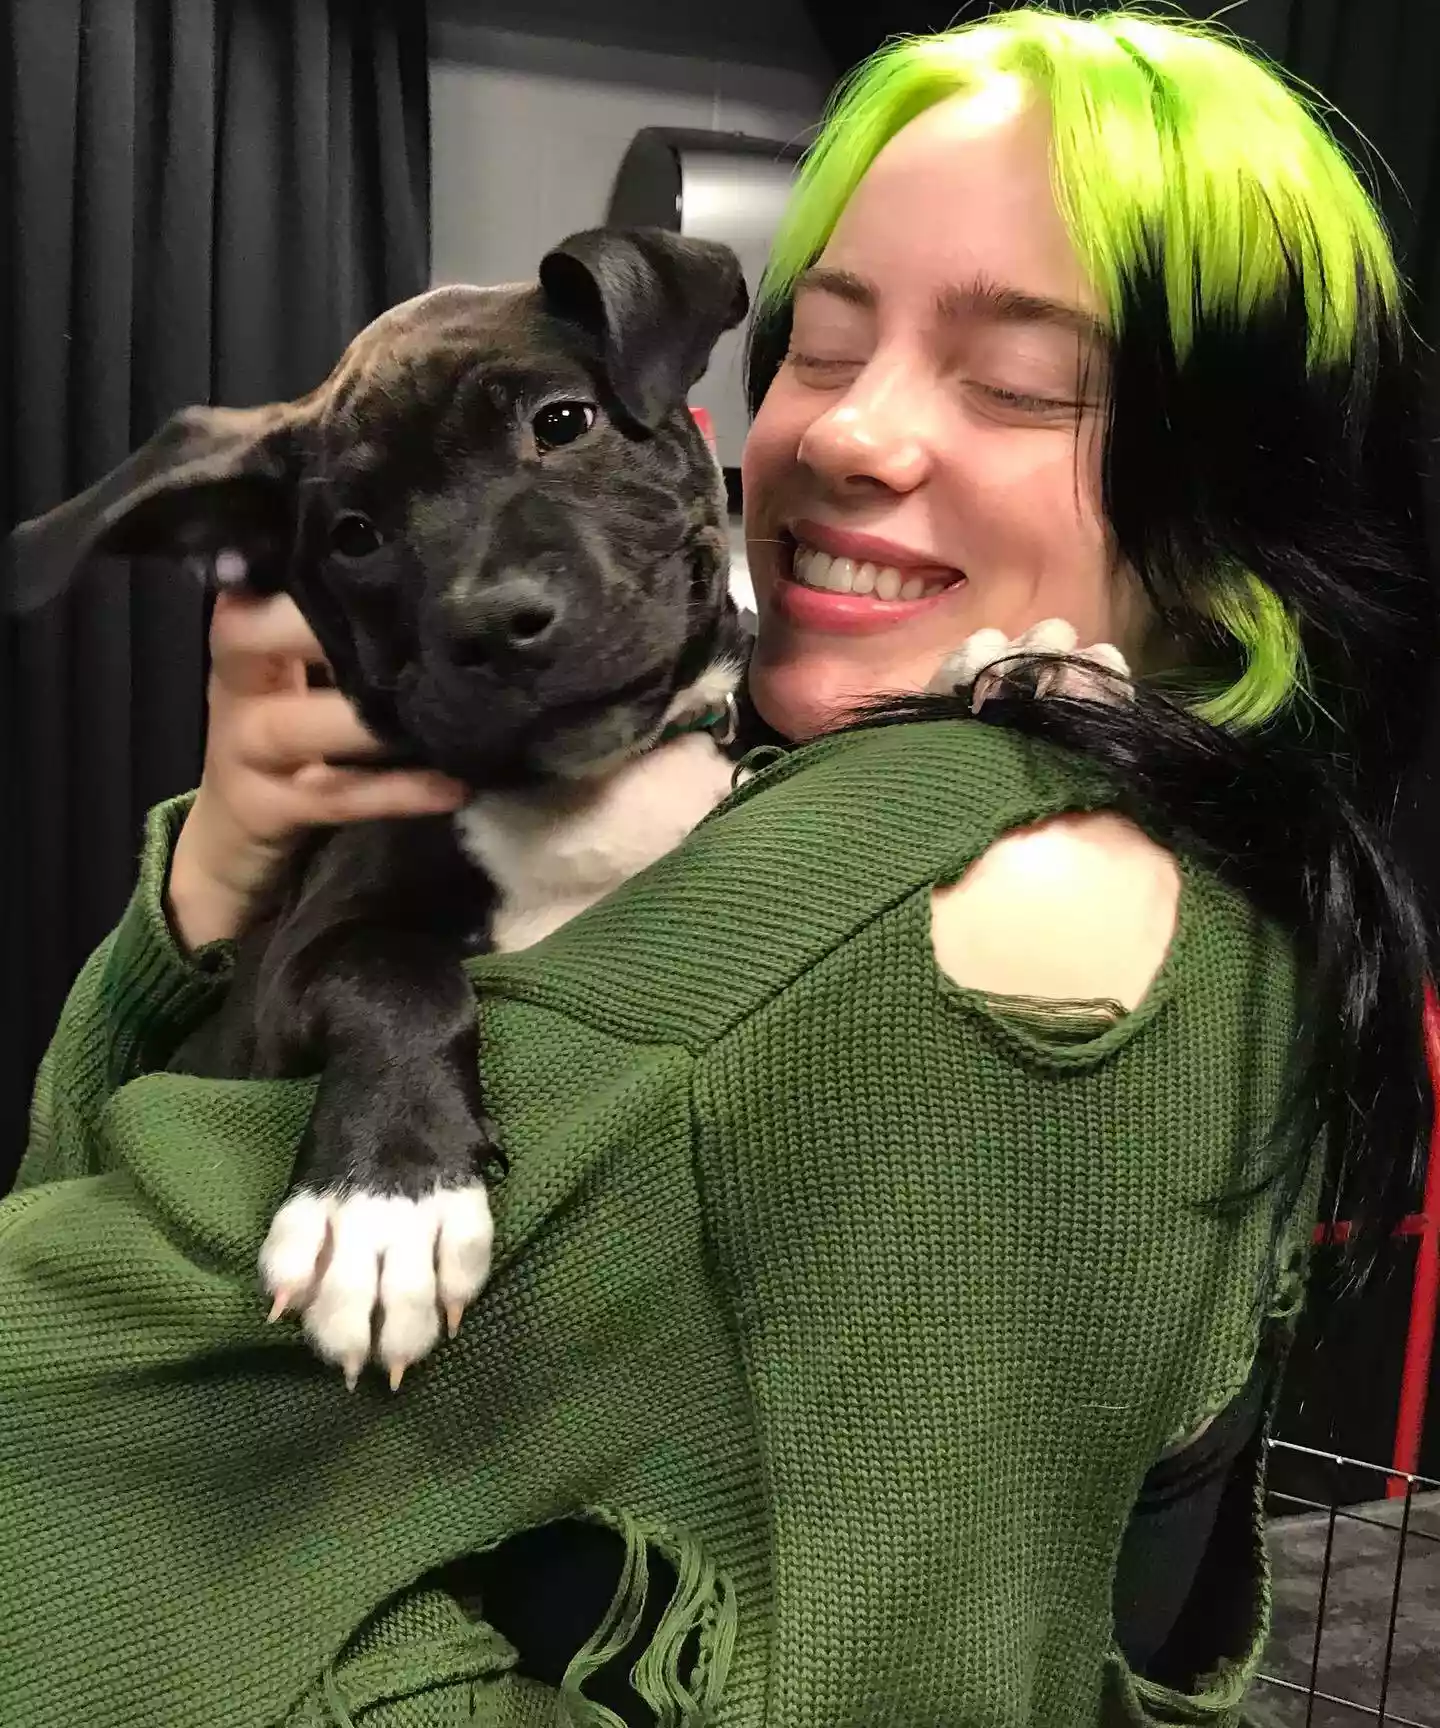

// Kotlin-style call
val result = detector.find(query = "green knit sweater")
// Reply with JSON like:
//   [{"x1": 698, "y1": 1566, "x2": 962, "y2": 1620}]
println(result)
[{"x1": 0, "y1": 719, "x2": 1307, "y2": 1728}]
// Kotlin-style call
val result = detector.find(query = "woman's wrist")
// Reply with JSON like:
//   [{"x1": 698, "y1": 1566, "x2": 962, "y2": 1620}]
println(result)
[{"x1": 166, "y1": 793, "x2": 278, "y2": 951}]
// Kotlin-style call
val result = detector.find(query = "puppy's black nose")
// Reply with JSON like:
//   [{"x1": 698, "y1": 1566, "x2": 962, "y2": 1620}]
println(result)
[{"x1": 443, "y1": 574, "x2": 564, "y2": 667}]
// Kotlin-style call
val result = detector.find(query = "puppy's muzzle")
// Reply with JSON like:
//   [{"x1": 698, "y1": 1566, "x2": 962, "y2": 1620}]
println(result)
[{"x1": 441, "y1": 571, "x2": 567, "y2": 670}]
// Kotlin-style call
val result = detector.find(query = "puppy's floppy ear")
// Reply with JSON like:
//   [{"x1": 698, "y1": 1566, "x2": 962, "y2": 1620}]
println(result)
[
  {"x1": 539, "y1": 227, "x2": 749, "y2": 431},
  {"x1": 3, "y1": 400, "x2": 308, "y2": 614}
]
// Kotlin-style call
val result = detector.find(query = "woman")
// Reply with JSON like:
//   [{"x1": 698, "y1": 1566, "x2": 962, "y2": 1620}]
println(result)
[{"x1": 3, "y1": 10, "x2": 1433, "y2": 1727}]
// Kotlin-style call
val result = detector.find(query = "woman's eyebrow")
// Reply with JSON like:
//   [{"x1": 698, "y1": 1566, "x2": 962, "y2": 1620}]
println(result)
[
  {"x1": 795, "y1": 266, "x2": 875, "y2": 309},
  {"x1": 941, "y1": 276, "x2": 1108, "y2": 347},
  {"x1": 796, "y1": 265, "x2": 1106, "y2": 347}
]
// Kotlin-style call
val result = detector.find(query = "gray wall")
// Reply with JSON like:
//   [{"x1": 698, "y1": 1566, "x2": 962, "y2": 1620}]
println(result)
[
  {"x1": 429, "y1": 0, "x2": 833, "y2": 601},
  {"x1": 429, "y1": 0, "x2": 831, "y2": 290}
]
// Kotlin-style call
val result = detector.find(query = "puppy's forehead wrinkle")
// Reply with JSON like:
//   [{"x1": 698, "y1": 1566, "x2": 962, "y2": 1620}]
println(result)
[
  {"x1": 326, "y1": 343, "x2": 483, "y2": 430},
  {"x1": 410, "y1": 476, "x2": 524, "y2": 549},
  {"x1": 322, "y1": 287, "x2": 547, "y2": 425},
  {"x1": 341, "y1": 282, "x2": 532, "y2": 361}
]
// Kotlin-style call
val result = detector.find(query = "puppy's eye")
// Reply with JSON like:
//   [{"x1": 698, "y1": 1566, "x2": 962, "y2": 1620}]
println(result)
[
  {"x1": 329, "y1": 512, "x2": 385, "y2": 560},
  {"x1": 532, "y1": 401, "x2": 596, "y2": 452}
]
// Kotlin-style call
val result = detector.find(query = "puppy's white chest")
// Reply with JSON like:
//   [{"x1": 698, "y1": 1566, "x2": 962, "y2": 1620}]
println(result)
[{"x1": 455, "y1": 732, "x2": 737, "y2": 952}]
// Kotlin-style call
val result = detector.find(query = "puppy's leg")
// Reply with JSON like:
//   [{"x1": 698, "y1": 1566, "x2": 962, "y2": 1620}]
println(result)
[
  {"x1": 259, "y1": 927, "x2": 498, "y2": 1389},
  {"x1": 240, "y1": 818, "x2": 498, "y2": 1386}
]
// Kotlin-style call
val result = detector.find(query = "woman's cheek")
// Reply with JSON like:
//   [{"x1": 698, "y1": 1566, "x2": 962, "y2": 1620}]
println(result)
[{"x1": 744, "y1": 374, "x2": 816, "y2": 490}]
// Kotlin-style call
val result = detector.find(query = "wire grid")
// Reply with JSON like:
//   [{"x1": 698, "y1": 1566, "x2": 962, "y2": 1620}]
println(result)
[{"x1": 1254, "y1": 1439, "x2": 1440, "y2": 1728}]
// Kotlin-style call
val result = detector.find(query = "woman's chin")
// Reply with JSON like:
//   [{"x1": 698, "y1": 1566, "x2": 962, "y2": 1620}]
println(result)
[{"x1": 749, "y1": 644, "x2": 923, "y2": 742}]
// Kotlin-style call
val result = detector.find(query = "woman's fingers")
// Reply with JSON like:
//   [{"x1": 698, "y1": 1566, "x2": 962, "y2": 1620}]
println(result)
[
  {"x1": 210, "y1": 589, "x2": 329, "y2": 695},
  {"x1": 205, "y1": 586, "x2": 468, "y2": 829},
  {"x1": 285, "y1": 763, "x2": 469, "y2": 822},
  {"x1": 234, "y1": 688, "x2": 393, "y2": 772},
  {"x1": 232, "y1": 689, "x2": 468, "y2": 810}
]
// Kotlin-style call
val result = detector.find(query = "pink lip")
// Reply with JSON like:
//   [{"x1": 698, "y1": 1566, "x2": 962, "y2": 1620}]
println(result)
[
  {"x1": 769, "y1": 521, "x2": 966, "y2": 637},
  {"x1": 789, "y1": 519, "x2": 960, "y2": 578}
]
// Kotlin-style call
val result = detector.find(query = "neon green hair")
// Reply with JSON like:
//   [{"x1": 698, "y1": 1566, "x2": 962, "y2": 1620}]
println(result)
[{"x1": 757, "y1": 8, "x2": 1401, "y2": 729}]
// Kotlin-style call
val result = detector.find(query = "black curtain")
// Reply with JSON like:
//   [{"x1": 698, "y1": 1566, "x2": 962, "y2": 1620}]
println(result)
[{"x1": 0, "y1": 0, "x2": 431, "y2": 1191}]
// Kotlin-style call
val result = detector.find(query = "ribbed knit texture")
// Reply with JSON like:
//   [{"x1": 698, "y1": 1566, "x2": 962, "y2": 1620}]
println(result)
[
  {"x1": 0, "y1": 721, "x2": 1305, "y2": 1728},
  {"x1": 22, "y1": 792, "x2": 233, "y2": 1190}
]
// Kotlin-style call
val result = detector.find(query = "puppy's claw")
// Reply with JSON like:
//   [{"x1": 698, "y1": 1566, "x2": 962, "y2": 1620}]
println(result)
[
  {"x1": 928, "y1": 628, "x2": 1010, "y2": 700},
  {"x1": 445, "y1": 1300, "x2": 465, "y2": 1340},
  {"x1": 931, "y1": 618, "x2": 1132, "y2": 710},
  {"x1": 259, "y1": 1189, "x2": 333, "y2": 1325},
  {"x1": 264, "y1": 1183, "x2": 494, "y2": 1377}
]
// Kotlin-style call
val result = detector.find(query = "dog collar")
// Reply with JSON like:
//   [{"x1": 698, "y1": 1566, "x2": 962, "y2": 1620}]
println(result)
[{"x1": 657, "y1": 689, "x2": 739, "y2": 749}]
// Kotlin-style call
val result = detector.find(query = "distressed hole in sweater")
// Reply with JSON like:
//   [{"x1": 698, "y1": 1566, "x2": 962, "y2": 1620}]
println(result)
[
  {"x1": 436, "y1": 1519, "x2": 707, "y2": 1724},
  {"x1": 1113, "y1": 1351, "x2": 1273, "y2": 1695},
  {"x1": 931, "y1": 809, "x2": 1182, "y2": 1018}
]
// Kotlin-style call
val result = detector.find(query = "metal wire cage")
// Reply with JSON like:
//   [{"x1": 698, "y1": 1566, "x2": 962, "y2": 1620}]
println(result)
[{"x1": 1253, "y1": 1439, "x2": 1440, "y2": 1728}]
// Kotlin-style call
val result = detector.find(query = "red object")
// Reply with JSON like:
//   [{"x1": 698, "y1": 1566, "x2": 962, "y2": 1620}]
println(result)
[
  {"x1": 1307, "y1": 984, "x2": 1439, "y2": 1492},
  {"x1": 1388, "y1": 983, "x2": 1440, "y2": 1491},
  {"x1": 690, "y1": 406, "x2": 716, "y2": 449}
]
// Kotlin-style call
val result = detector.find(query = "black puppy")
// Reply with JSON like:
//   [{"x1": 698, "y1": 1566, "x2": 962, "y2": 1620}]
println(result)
[{"x1": 6, "y1": 228, "x2": 750, "y2": 1386}]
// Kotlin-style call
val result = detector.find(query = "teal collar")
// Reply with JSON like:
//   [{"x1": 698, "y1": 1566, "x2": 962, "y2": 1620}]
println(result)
[{"x1": 656, "y1": 690, "x2": 739, "y2": 749}]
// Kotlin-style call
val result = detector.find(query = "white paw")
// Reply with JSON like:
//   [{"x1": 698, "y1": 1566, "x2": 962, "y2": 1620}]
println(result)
[
  {"x1": 259, "y1": 1184, "x2": 494, "y2": 1389},
  {"x1": 929, "y1": 618, "x2": 1131, "y2": 711}
]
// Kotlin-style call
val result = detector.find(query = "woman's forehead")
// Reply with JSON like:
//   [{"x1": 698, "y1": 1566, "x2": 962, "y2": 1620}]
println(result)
[{"x1": 819, "y1": 88, "x2": 1100, "y2": 319}]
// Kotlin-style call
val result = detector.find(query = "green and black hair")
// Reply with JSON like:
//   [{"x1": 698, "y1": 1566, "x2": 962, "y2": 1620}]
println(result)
[{"x1": 746, "y1": 9, "x2": 1436, "y2": 1271}]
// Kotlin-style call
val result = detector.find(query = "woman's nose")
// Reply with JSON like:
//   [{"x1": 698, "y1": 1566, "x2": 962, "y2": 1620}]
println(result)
[{"x1": 796, "y1": 369, "x2": 934, "y2": 495}]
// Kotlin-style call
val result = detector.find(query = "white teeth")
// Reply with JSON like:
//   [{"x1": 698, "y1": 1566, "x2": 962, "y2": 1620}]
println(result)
[
  {"x1": 791, "y1": 542, "x2": 959, "y2": 603},
  {"x1": 797, "y1": 548, "x2": 831, "y2": 588}
]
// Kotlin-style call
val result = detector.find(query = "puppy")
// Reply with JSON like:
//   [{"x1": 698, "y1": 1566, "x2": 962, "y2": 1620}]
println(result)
[
  {"x1": 6, "y1": 230, "x2": 1132, "y2": 1389},
  {"x1": 5, "y1": 227, "x2": 751, "y2": 1386}
]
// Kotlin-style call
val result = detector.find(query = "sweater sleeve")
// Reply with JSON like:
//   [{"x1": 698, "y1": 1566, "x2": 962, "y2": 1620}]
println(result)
[{"x1": 16, "y1": 793, "x2": 236, "y2": 1191}]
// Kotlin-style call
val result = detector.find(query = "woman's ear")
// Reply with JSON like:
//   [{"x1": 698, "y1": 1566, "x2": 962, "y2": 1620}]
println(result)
[
  {"x1": 539, "y1": 227, "x2": 749, "y2": 432},
  {"x1": 3, "y1": 399, "x2": 311, "y2": 614}
]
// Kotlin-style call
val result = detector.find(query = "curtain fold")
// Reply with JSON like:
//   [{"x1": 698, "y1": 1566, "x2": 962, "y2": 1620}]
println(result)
[{"x1": 1, "y1": 0, "x2": 431, "y2": 1189}]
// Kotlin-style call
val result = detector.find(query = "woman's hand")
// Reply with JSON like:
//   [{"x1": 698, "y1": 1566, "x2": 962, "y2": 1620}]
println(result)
[{"x1": 167, "y1": 590, "x2": 469, "y2": 950}]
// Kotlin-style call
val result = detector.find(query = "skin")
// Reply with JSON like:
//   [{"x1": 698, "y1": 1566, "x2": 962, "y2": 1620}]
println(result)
[
  {"x1": 168, "y1": 589, "x2": 469, "y2": 949},
  {"x1": 743, "y1": 83, "x2": 1153, "y2": 743},
  {"x1": 740, "y1": 87, "x2": 1178, "y2": 1014},
  {"x1": 170, "y1": 87, "x2": 1177, "y2": 1024}
]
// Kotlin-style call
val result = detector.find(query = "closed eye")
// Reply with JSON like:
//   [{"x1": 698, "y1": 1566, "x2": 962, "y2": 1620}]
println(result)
[
  {"x1": 786, "y1": 351, "x2": 862, "y2": 378},
  {"x1": 974, "y1": 383, "x2": 1064, "y2": 409},
  {"x1": 973, "y1": 383, "x2": 1080, "y2": 417}
]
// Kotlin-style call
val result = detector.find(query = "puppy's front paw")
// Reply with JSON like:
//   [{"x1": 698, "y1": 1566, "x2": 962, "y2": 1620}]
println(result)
[
  {"x1": 260, "y1": 1183, "x2": 494, "y2": 1390},
  {"x1": 930, "y1": 618, "x2": 1132, "y2": 711}
]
